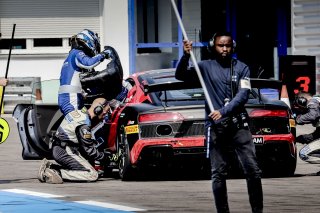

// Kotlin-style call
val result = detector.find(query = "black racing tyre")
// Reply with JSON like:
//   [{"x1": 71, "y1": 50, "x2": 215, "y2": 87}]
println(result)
[
  {"x1": 282, "y1": 153, "x2": 297, "y2": 177},
  {"x1": 118, "y1": 129, "x2": 135, "y2": 181}
]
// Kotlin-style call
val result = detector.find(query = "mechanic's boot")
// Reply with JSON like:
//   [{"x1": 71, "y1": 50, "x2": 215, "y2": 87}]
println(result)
[
  {"x1": 37, "y1": 158, "x2": 52, "y2": 182},
  {"x1": 43, "y1": 168, "x2": 63, "y2": 184}
]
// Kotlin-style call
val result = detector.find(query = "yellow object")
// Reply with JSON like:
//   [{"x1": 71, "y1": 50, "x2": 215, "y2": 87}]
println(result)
[
  {"x1": 0, "y1": 118, "x2": 10, "y2": 144},
  {"x1": 289, "y1": 118, "x2": 296, "y2": 128},
  {"x1": 0, "y1": 86, "x2": 4, "y2": 114},
  {"x1": 125, "y1": 125, "x2": 139, "y2": 134}
]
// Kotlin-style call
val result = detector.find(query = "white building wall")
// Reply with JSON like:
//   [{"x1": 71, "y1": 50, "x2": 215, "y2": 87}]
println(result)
[
  {"x1": 0, "y1": 0, "x2": 130, "y2": 81},
  {"x1": 102, "y1": 0, "x2": 130, "y2": 78},
  {"x1": 0, "y1": 55, "x2": 65, "y2": 81}
]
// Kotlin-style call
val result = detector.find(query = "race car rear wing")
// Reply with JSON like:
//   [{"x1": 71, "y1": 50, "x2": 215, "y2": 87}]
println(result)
[
  {"x1": 250, "y1": 78, "x2": 282, "y2": 91},
  {"x1": 143, "y1": 78, "x2": 283, "y2": 95}
]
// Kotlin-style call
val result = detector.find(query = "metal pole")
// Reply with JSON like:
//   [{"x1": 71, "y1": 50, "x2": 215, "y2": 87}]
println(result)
[
  {"x1": 0, "y1": 24, "x2": 16, "y2": 116},
  {"x1": 170, "y1": 0, "x2": 214, "y2": 112}
]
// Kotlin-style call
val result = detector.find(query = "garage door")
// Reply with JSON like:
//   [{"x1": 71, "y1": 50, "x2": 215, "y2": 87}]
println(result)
[{"x1": 0, "y1": 0, "x2": 101, "y2": 39}]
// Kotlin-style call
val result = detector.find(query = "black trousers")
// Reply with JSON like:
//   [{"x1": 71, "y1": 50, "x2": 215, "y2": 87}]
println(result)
[
  {"x1": 207, "y1": 124, "x2": 263, "y2": 213},
  {"x1": 296, "y1": 127, "x2": 320, "y2": 144}
]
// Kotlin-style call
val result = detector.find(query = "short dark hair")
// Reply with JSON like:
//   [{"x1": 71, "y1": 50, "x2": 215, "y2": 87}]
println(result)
[
  {"x1": 296, "y1": 91, "x2": 312, "y2": 99},
  {"x1": 213, "y1": 31, "x2": 233, "y2": 40},
  {"x1": 211, "y1": 31, "x2": 235, "y2": 48}
]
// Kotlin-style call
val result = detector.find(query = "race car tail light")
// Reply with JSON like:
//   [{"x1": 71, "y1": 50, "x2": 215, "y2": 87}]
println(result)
[
  {"x1": 138, "y1": 112, "x2": 184, "y2": 124},
  {"x1": 249, "y1": 109, "x2": 288, "y2": 118}
]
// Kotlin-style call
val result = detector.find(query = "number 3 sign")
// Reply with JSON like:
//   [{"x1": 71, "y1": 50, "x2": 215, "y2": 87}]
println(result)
[
  {"x1": 279, "y1": 55, "x2": 316, "y2": 102},
  {"x1": 294, "y1": 76, "x2": 311, "y2": 94}
]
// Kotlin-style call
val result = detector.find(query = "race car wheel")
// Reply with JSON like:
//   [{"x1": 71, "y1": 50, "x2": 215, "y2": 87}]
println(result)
[{"x1": 118, "y1": 129, "x2": 134, "y2": 181}]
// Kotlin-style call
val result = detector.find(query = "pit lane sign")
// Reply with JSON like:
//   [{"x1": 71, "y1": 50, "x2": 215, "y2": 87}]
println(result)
[{"x1": 279, "y1": 55, "x2": 316, "y2": 102}]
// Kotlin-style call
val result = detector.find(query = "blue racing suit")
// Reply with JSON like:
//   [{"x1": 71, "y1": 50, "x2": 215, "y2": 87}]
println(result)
[{"x1": 58, "y1": 49, "x2": 105, "y2": 116}]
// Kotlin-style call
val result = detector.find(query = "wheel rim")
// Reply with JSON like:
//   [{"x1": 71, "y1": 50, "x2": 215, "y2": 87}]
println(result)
[{"x1": 118, "y1": 131, "x2": 127, "y2": 178}]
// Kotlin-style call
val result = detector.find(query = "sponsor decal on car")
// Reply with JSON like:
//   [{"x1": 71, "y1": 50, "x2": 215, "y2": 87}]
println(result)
[
  {"x1": 252, "y1": 136, "x2": 264, "y2": 144},
  {"x1": 127, "y1": 120, "x2": 135, "y2": 125},
  {"x1": 125, "y1": 124, "x2": 139, "y2": 134},
  {"x1": 289, "y1": 118, "x2": 296, "y2": 128}
]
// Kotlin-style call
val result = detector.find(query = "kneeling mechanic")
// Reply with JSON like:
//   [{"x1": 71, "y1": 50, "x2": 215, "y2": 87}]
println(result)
[{"x1": 38, "y1": 97, "x2": 111, "y2": 184}]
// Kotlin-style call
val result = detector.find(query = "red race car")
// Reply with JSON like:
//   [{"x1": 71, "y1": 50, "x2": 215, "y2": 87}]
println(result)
[{"x1": 13, "y1": 68, "x2": 297, "y2": 180}]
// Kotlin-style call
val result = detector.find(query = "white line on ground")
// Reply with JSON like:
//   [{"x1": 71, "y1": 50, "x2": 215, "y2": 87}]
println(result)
[
  {"x1": 2, "y1": 189, "x2": 64, "y2": 198},
  {"x1": 75, "y1": 200, "x2": 146, "y2": 212},
  {"x1": 1, "y1": 189, "x2": 147, "y2": 212}
]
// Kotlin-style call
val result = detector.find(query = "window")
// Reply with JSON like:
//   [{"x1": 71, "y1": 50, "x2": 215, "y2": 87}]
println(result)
[
  {"x1": 0, "y1": 0, "x2": 99, "y2": 54},
  {"x1": 136, "y1": 0, "x2": 161, "y2": 54},
  {"x1": 0, "y1": 37, "x2": 71, "y2": 54},
  {"x1": 34, "y1": 38, "x2": 62, "y2": 47},
  {"x1": 0, "y1": 39, "x2": 26, "y2": 49}
]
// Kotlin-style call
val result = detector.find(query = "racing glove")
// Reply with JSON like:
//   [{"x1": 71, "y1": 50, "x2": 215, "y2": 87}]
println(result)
[
  {"x1": 97, "y1": 150, "x2": 112, "y2": 167},
  {"x1": 296, "y1": 134, "x2": 314, "y2": 144},
  {"x1": 76, "y1": 124, "x2": 106, "y2": 161},
  {"x1": 115, "y1": 86, "x2": 128, "y2": 102},
  {"x1": 100, "y1": 49, "x2": 112, "y2": 60},
  {"x1": 94, "y1": 150, "x2": 114, "y2": 177}
]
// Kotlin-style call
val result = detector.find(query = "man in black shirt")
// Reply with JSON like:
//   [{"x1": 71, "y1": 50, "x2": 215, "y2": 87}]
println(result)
[{"x1": 175, "y1": 32, "x2": 263, "y2": 213}]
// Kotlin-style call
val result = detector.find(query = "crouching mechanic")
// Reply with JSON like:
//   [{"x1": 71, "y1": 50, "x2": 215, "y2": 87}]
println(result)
[
  {"x1": 294, "y1": 91, "x2": 320, "y2": 170},
  {"x1": 38, "y1": 97, "x2": 111, "y2": 184},
  {"x1": 294, "y1": 91, "x2": 320, "y2": 144}
]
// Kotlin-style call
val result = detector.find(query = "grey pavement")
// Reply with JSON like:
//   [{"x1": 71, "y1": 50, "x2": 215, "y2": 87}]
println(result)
[{"x1": 0, "y1": 115, "x2": 320, "y2": 213}]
